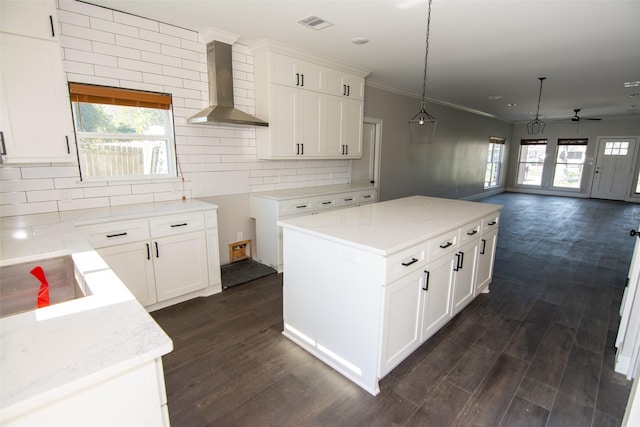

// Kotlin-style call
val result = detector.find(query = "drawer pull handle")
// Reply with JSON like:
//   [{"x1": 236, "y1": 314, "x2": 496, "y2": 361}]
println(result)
[
  {"x1": 170, "y1": 223, "x2": 188, "y2": 228},
  {"x1": 467, "y1": 230, "x2": 478, "y2": 236},
  {"x1": 322, "y1": 201, "x2": 333, "y2": 205},
  {"x1": 423, "y1": 270, "x2": 430, "y2": 291},
  {"x1": 106, "y1": 232, "x2": 127, "y2": 238},
  {"x1": 296, "y1": 204, "x2": 308, "y2": 209},
  {"x1": 480, "y1": 239, "x2": 487, "y2": 255},
  {"x1": 439, "y1": 242, "x2": 452, "y2": 249},
  {"x1": 487, "y1": 221, "x2": 497, "y2": 226},
  {"x1": 344, "y1": 198, "x2": 353, "y2": 202},
  {"x1": 146, "y1": 243, "x2": 150, "y2": 260},
  {"x1": 402, "y1": 258, "x2": 418, "y2": 267},
  {"x1": 362, "y1": 195, "x2": 371, "y2": 199},
  {"x1": 155, "y1": 241, "x2": 159, "y2": 258}
]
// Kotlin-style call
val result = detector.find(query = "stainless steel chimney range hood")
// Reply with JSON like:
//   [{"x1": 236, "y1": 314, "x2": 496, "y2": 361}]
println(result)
[{"x1": 188, "y1": 40, "x2": 268, "y2": 128}]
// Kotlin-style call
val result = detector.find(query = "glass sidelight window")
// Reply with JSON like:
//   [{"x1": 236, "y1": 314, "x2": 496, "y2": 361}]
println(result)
[
  {"x1": 69, "y1": 83, "x2": 176, "y2": 180},
  {"x1": 516, "y1": 139, "x2": 547, "y2": 186},
  {"x1": 552, "y1": 138, "x2": 588, "y2": 189},
  {"x1": 484, "y1": 137, "x2": 505, "y2": 189}
]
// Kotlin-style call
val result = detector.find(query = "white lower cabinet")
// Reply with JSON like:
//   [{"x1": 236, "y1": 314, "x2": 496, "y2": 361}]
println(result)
[
  {"x1": 476, "y1": 228, "x2": 498, "y2": 295},
  {"x1": 420, "y1": 254, "x2": 455, "y2": 342},
  {"x1": 380, "y1": 267, "x2": 425, "y2": 377},
  {"x1": 78, "y1": 207, "x2": 221, "y2": 310},
  {"x1": 152, "y1": 231, "x2": 208, "y2": 302},
  {"x1": 451, "y1": 238, "x2": 480, "y2": 315},
  {"x1": 97, "y1": 242, "x2": 157, "y2": 307}
]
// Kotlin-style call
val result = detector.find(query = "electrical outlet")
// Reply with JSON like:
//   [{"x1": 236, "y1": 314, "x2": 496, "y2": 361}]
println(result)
[{"x1": 237, "y1": 231, "x2": 243, "y2": 241}]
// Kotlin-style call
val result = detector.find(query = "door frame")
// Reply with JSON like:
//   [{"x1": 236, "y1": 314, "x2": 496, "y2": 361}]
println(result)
[
  {"x1": 363, "y1": 116, "x2": 382, "y2": 192},
  {"x1": 588, "y1": 135, "x2": 640, "y2": 202}
]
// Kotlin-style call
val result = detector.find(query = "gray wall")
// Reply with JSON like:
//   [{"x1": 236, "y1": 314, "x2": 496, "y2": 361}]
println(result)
[
  {"x1": 507, "y1": 117, "x2": 640, "y2": 199},
  {"x1": 363, "y1": 85, "x2": 514, "y2": 202}
]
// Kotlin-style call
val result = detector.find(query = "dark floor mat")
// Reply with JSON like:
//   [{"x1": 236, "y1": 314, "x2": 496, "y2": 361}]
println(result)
[{"x1": 220, "y1": 259, "x2": 277, "y2": 289}]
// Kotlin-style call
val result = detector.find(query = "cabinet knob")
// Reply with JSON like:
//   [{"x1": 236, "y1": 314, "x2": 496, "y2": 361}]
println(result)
[{"x1": 631, "y1": 229, "x2": 640, "y2": 238}]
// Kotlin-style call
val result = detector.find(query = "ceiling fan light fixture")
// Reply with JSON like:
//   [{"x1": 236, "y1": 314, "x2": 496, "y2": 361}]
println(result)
[
  {"x1": 409, "y1": 0, "x2": 436, "y2": 144},
  {"x1": 527, "y1": 77, "x2": 547, "y2": 135}
]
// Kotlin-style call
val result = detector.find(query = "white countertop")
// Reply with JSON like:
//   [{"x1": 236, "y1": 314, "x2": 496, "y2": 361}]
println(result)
[
  {"x1": 0, "y1": 199, "x2": 218, "y2": 421},
  {"x1": 250, "y1": 184, "x2": 376, "y2": 201},
  {"x1": 279, "y1": 195, "x2": 502, "y2": 256}
]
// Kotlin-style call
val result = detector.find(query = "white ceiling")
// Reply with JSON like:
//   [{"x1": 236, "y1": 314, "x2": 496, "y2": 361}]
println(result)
[{"x1": 83, "y1": 0, "x2": 640, "y2": 123}]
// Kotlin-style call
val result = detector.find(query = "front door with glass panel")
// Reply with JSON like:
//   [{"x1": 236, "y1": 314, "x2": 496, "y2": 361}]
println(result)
[{"x1": 591, "y1": 138, "x2": 637, "y2": 201}]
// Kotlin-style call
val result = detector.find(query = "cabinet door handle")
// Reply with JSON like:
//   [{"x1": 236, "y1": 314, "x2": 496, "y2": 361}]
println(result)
[
  {"x1": 423, "y1": 270, "x2": 430, "y2": 291},
  {"x1": 458, "y1": 251, "x2": 464, "y2": 269},
  {"x1": 301, "y1": 143, "x2": 304, "y2": 155},
  {"x1": 0, "y1": 131, "x2": 6, "y2": 155},
  {"x1": 155, "y1": 241, "x2": 159, "y2": 258},
  {"x1": 49, "y1": 15, "x2": 55, "y2": 37},
  {"x1": 631, "y1": 229, "x2": 640, "y2": 238},
  {"x1": 439, "y1": 242, "x2": 452, "y2": 249},
  {"x1": 296, "y1": 73, "x2": 300, "y2": 86},
  {"x1": 402, "y1": 258, "x2": 418, "y2": 267},
  {"x1": 65, "y1": 135, "x2": 70, "y2": 154},
  {"x1": 345, "y1": 145, "x2": 348, "y2": 155},
  {"x1": 296, "y1": 143, "x2": 300, "y2": 155},
  {"x1": 301, "y1": 74, "x2": 304, "y2": 87},
  {"x1": 146, "y1": 243, "x2": 150, "y2": 260},
  {"x1": 454, "y1": 253, "x2": 460, "y2": 271},
  {"x1": 487, "y1": 220, "x2": 497, "y2": 226},
  {"x1": 466, "y1": 229, "x2": 478, "y2": 236},
  {"x1": 347, "y1": 85, "x2": 350, "y2": 96},
  {"x1": 106, "y1": 232, "x2": 127, "y2": 238},
  {"x1": 480, "y1": 238, "x2": 487, "y2": 255},
  {"x1": 170, "y1": 223, "x2": 188, "y2": 228},
  {"x1": 343, "y1": 84, "x2": 347, "y2": 96}
]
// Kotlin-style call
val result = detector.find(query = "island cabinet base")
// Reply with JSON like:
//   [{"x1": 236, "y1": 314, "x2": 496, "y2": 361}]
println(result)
[{"x1": 280, "y1": 196, "x2": 502, "y2": 395}]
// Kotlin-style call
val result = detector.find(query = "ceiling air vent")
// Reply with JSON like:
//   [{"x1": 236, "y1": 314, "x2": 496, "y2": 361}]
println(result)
[{"x1": 298, "y1": 15, "x2": 333, "y2": 30}]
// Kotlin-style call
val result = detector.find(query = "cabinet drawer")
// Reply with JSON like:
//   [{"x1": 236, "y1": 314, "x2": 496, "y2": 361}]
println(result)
[
  {"x1": 357, "y1": 190, "x2": 377, "y2": 204},
  {"x1": 481, "y1": 212, "x2": 500, "y2": 235},
  {"x1": 149, "y1": 212, "x2": 205, "y2": 238},
  {"x1": 336, "y1": 193, "x2": 358, "y2": 207},
  {"x1": 79, "y1": 220, "x2": 150, "y2": 249},
  {"x1": 204, "y1": 210, "x2": 218, "y2": 229},
  {"x1": 315, "y1": 195, "x2": 337, "y2": 211},
  {"x1": 428, "y1": 229, "x2": 459, "y2": 262},
  {"x1": 459, "y1": 219, "x2": 482, "y2": 244},
  {"x1": 281, "y1": 199, "x2": 315, "y2": 216},
  {"x1": 385, "y1": 242, "x2": 428, "y2": 284}
]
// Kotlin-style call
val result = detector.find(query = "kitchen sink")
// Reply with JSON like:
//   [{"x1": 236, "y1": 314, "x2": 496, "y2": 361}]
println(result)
[{"x1": 0, "y1": 255, "x2": 85, "y2": 318}]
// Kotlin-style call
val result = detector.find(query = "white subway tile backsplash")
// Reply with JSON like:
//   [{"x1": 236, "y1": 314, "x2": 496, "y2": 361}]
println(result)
[
  {"x1": 59, "y1": 0, "x2": 113, "y2": 20},
  {"x1": 93, "y1": 41, "x2": 141, "y2": 60},
  {"x1": 60, "y1": 35, "x2": 92, "y2": 51},
  {"x1": 65, "y1": 48, "x2": 118, "y2": 66},
  {"x1": 162, "y1": 65, "x2": 200, "y2": 81},
  {"x1": 160, "y1": 44, "x2": 199, "y2": 61},
  {"x1": 0, "y1": 201, "x2": 59, "y2": 217},
  {"x1": 141, "y1": 72, "x2": 182, "y2": 88},
  {"x1": 139, "y1": 28, "x2": 180, "y2": 47},
  {"x1": 180, "y1": 38, "x2": 204, "y2": 54},
  {"x1": 2, "y1": 179, "x2": 54, "y2": 192},
  {"x1": 109, "y1": 193, "x2": 154, "y2": 206},
  {"x1": 94, "y1": 65, "x2": 142, "y2": 81},
  {"x1": 118, "y1": 57, "x2": 162, "y2": 74},
  {"x1": 0, "y1": 167, "x2": 22, "y2": 180},
  {"x1": 159, "y1": 23, "x2": 198, "y2": 41},
  {"x1": 26, "y1": 190, "x2": 62, "y2": 203},
  {"x1": 57, "y1": 9, "x2": 90, "y2": 27},
  {"x1": 60, "y1": 22, "x2": 115, "y2": 44},
  {"x1": 58, "y1": 197, "x2": 110, "y2": 212},
  {"x1": 113, "y1": 11, "x2": 159, "y2": 32},
  {"x1": 0, "y1": 192, "x2": 27, "y2": 205},
  {"x1": 119, "y1": 80, "x2": 164, "y2": 93},
  {"x1": 90, "y1": 17, "x2": 139, "y2": 38},
  {"x1": 115, "y1": 34, "x2": 161, "y2": 53},
  {"x1": 21, "y1": 166, "x2": 79, "y2": 179},
  {"x1": 140, "y1": 51, "x2": 182, "y2": 67},
  {"x1": 63, "y1": 60, "x2": 95, "y2": 75}
]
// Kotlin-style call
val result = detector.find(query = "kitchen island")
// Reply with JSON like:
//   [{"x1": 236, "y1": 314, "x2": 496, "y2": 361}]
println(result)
[{"x1": 279, "y1": 195, "x2": 502, "y2": 395}]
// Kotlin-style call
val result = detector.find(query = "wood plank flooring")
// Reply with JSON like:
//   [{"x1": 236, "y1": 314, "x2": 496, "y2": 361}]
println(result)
[{"x1": 152, "y1": 193, "x2": 640, "y2": 426}]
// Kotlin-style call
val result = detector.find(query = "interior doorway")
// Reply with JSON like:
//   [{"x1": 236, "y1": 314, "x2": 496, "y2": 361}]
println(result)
[
  {"x1": 590, "y1": 137, "x2": 638, "y2": 201},
  {"x1": 351, "y1": 117, "x2": 382, "y2": 189}
]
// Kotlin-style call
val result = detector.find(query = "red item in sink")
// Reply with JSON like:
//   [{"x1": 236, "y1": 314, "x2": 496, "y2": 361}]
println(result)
[{"x1": 31, "y1": 266, "x2": 50, "y2": 308}]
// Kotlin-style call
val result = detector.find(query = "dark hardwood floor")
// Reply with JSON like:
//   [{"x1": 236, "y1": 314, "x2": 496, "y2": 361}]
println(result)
[{"x1": 152, "y1": 193, "x2": 640, "y2": 426}]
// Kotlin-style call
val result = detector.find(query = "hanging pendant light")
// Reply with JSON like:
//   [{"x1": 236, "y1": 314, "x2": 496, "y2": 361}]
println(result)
[
  {"x1": 409, "y1": 0, "x2": 436, "y2": 144},
  {"x1": 527, "y1": 77, "x2": 547, "y2": 135}
]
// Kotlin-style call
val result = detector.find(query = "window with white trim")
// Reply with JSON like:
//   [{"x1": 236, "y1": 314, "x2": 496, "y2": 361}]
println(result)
[
  {"x1": 552, "y1": 138, "x2": 588, "y2": 189},
  {"x1": 69, "y1": 83, "x2": 176, "y2": 180},
  {"x1": 516, "y1": 139, "x2": 547, "y2": 186},
  {"x1": 484, "y1": 137, "x2": 505, "y2": 189}
]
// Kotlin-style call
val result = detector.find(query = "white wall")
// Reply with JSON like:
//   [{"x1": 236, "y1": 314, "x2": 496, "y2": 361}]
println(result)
[
  {"x1": 0, "y1": 1, "x2": 351, "y2": 263},
  {"x1": 363, "y1": 85, "x2": 514, "y2": 202},
  {"x1": 506, "y1": 117, "x2": 640, "y2": 199}
]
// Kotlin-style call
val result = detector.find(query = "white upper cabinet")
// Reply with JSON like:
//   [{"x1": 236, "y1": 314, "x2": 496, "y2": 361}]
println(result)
[
  {"x1": 0, "y1": 0, "x2": 59, "y2": 40},
  {"x1": 0, "y1": 0, "x2": 75, "y2": 164},
  {"x1": 252, "y1": 40, "x2": 369, "y2": 160}
]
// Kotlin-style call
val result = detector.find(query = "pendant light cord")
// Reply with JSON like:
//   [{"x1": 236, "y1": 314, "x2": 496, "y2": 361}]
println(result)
[
  {"x1": 534, "y1": 77, "x2": 546, "y2": 119},
  {"x1": 421, "y1": 0, "x2": 433, "y2": 107}
]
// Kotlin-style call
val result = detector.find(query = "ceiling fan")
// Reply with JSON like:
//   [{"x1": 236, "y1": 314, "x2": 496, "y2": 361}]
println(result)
[{"x1": 569, "y1": 108, "x2": 602, "y2": 122}]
